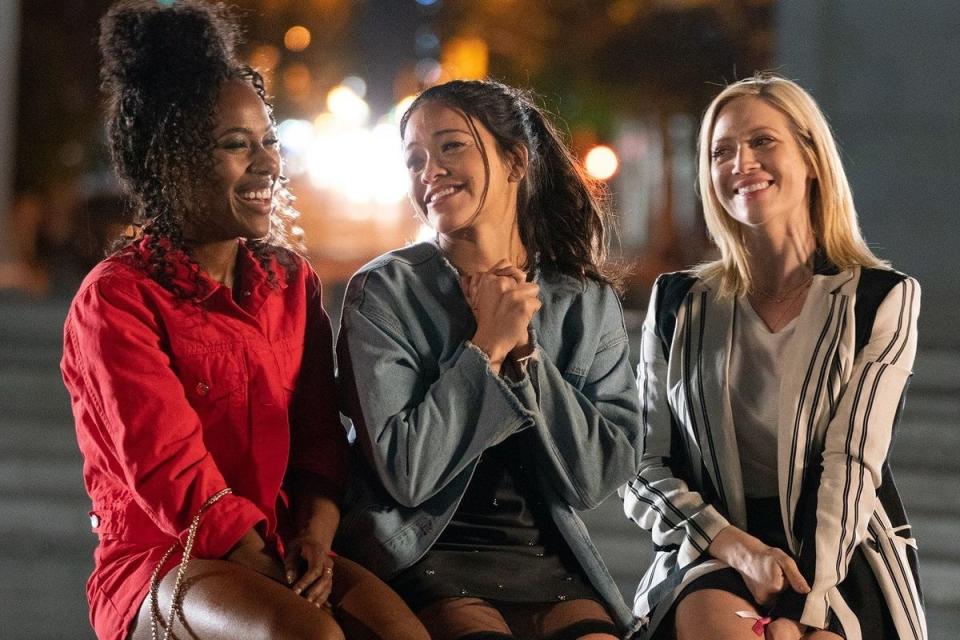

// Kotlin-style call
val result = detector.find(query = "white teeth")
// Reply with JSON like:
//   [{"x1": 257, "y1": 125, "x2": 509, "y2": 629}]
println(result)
[
  {"x1": 737, "y1": 181, "x2": 770, "y2": 195},
  {"x1": 428, "y1": 186, "x2": 458, "y2": 203},
  {"x1": 239, "y1": 189, "x2": 272, "y2": 200}
]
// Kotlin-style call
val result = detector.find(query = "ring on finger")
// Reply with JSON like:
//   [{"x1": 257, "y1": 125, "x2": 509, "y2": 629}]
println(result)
[{"x1": 324, "y1": 567, "x2": 333, "y2": 576}]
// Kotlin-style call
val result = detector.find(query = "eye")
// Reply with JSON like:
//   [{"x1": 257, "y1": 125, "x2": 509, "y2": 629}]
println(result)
[
  {"x1": 752, "y1": 135, "x2": 775, "y2": 148},
  {"x1": 441, "y1": 140, "x2": 466, "y2": 153},
  {"x1": 264, "y1": 134, "x2": 280, "y2": 147},
  {"x1": 710, "y1": 146, "x2": 730, "y2": 160},
  {"x1": 405, "y1": 153, "x2": 425, "y2": 172},
  {"x1": 220, "y1": 137, "x2": 249, "y2": 151}
]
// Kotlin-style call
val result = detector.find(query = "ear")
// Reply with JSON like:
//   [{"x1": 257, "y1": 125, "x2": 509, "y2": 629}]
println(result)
[{"x1": 507, "y1": 144, "x2": 529, "y2": 183}]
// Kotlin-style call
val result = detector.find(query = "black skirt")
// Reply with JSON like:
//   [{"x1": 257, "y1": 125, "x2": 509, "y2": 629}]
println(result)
[
  {"x1": 653, "y1": 497, "x2": 895, "y2": 639},
  {"x1": 390, "y1": 433, "x2": 600, "y2": 611}
]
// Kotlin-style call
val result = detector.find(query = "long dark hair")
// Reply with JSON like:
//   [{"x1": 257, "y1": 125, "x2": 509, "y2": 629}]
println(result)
[
  {"x1": 400, "y1": 79, "x2": 618, "y2": 287},
  {"x1": 99, "y1": 0, "x2": 299, "y2": 298}
]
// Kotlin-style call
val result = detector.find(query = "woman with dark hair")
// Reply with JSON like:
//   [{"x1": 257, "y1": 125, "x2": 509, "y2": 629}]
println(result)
[
  {"x1": 335, "y1": 79, "x2": 642, "y2": 639},
  {"x1": 624, "y1": 74, "x2": 924, "y2": 640},
  {"x1": 61, "y1": 2, "x2": 427, "y2": 639}
]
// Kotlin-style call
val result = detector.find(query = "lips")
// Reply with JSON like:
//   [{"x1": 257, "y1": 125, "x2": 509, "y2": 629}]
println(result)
[
  {"x1": 236, "y1": 184, "x2": 275, "y2": 215},
  {"x1": 735, "y1": 180, "x2": 772, "y2": 196},
  {"x1": 425, "y1": 184, "x2": 463, "y2": 206}
]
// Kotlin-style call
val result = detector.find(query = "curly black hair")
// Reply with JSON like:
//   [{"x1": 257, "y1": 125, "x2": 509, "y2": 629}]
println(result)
[
  {"x1": 401, "y1": 80, "x2": 621, "y2": 289},
  {"x1": 100, "y1": 0, "x2": 300, "y2": 298}
]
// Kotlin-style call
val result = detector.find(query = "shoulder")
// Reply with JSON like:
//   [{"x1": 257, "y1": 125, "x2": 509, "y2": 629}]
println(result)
[
  {"x1": 71, "y1": 252, "x2": 153, "y2": 309},
  {"x1": 342, "y1": 242, "x2": 444, "y2": 312},
  {"x1": 653, "y1": 271, "x2": 700, "y2": 311},
  {"x1": 852, "y1": 267, "x2": 920, "y2": 353},
  {"x1": 853, "y1": 267, "x2": 920, "y2": 315}
]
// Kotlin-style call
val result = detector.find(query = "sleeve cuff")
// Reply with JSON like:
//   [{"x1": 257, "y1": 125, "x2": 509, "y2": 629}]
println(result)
[{"x1": 188, "y1": 493, "x2": 266, "y2": 559}]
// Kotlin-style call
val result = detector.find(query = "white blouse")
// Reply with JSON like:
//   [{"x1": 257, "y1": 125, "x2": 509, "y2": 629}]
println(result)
[{"x1": 730, "y1": 297, "x2": 797, "y2": 498}]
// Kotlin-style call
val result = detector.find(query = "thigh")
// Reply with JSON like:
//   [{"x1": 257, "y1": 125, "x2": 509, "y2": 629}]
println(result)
[
  {"x1": 805, "y1": 631, "x2": 844, "y2": 640},
  {"x1": 128, "y1": 558, "x2": 343, "y2": 640},
  {"x1": 674, "y1": 589, "x2": 761, "y2": 640},
  {"x1": 504, "y1": 599, "x2": 619, "y2": 640},
  {"x1": 328, "y1": 556, "x2": 429, "y2": 640},
  {"x1": 417, "y1": 597, "x2": 514, "y2": 640}
]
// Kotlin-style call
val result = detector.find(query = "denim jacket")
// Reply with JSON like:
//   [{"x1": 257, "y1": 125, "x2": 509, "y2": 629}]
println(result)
[{"x1": 334, "y1": 242, "x2": 642, "y2": 633}]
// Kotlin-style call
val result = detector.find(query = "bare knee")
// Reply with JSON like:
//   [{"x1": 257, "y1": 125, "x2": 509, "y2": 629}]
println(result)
[
  {"x1": 136, "y1": 559, "x2": 346, "y2": 640},
  {"x1": 675, "y1": 589, "x2": 759, "y2": 640},
  {"x1": 804, "y1": 631, "x2": 844, "y2": 640}
]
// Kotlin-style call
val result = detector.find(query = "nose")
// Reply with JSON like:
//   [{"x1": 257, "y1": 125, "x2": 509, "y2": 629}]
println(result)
[
  {"x1": 420, "y1": 154, "x2": 448, "y2": 185},
  {"x1": 250, "y1": 142, "x2": 281, "y2": 177},
  {"x1": 732, "y1": 144, "x2": 758, "y2": 175}
]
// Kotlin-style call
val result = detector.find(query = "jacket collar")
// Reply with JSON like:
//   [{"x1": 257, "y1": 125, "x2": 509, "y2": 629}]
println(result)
[{"x1": 128, "y1": 235, "x2": 279, "y2": 303}]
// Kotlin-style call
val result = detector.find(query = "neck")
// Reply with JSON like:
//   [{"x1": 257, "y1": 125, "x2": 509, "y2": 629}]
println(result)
[
  {"x1": 188, "y1": 239, "x2": 240, "y2": 288},
  {"x1": 743, "y1": 219, "x2": 817, "y2": 293},
  {"x1": 439, "y1": 219, "x2": 527, "y2": 274}
]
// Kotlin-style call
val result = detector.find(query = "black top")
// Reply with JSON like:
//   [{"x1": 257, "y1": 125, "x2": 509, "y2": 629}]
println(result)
[{"x1": 389, "y1": 431, "x2": 599, "y2": 610}]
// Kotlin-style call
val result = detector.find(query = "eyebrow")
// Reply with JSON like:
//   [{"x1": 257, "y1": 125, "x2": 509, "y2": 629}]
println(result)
[
  {"x1": 215, "y1": 126, "x2": 274, "y2": 138},
  {"x1": 404, "y1": 127, "x2": 472, "y2": 151},
  {"x1": 712, "y1": 126, "x2": 779, "y2": 144}
]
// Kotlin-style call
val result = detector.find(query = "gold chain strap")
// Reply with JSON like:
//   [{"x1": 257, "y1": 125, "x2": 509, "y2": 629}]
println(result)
[{"x1": 149, "y1": 487, "x2": 233, "y2": 640}]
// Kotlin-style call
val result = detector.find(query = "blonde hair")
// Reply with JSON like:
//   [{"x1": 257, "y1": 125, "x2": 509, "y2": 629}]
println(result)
[{"x1": 694, "y1": 73, "x2": 886, "y2": 297}]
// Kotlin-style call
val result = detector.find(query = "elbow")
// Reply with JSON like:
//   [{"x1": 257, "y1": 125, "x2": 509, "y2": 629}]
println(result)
[{"x1": 373, "y1": 465, "x2": 437, "y2": 509}]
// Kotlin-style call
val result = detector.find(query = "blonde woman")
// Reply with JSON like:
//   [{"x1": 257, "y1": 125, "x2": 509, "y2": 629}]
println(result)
[{"x1": 623, "y1": 74, "x2": 925, "y2": 640}]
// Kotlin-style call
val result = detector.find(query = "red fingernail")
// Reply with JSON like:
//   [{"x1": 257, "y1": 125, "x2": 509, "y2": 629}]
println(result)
[{"x1": 326, "y1": 550, "x2": 338, "y2": 557}]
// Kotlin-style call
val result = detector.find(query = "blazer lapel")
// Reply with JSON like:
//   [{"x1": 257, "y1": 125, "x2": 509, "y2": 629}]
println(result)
[
  {"x1": 683, "y1": 280, "x2": 746, "y2": 527},
  {"x1": 777, "y1": 267, "x2": 858, "y2": 543}
]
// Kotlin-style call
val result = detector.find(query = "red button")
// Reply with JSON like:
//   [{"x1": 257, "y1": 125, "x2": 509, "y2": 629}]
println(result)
[{"x1": 196, "y1": 382, "x2": 210, "y2": 396}]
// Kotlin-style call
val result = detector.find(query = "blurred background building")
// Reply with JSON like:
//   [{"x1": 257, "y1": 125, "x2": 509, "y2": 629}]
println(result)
[{"x1": 0, "y1": 1, "x2": 957, "y2": 638}]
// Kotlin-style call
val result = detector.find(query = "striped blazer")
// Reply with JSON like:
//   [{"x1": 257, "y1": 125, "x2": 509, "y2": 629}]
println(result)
[{"x1": 622, "y1": 263, "x2": 925, "y2": 640}]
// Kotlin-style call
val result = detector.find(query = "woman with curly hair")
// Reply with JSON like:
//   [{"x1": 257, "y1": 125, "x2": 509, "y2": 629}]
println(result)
[
  {"x1": 623, "y1": 74, "x2": 924, "y2": 640},
  {"x1": 60, "y1": 2, "x2": 427, "y2": 639},
  {"x1": 335, "y1": 79, "x2": 642, "y2": 639}
]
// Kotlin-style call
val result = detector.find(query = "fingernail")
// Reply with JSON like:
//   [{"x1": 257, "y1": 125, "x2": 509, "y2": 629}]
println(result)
[
  {"x1": 286, "y1": 571, "x2": 295, "y2": 584},
  {"x1": 326, "y1": 550, "x2": 338, "y2": 558},
  {"x1": 293, "y1": 587, "x2": 301, "y2": 595}
]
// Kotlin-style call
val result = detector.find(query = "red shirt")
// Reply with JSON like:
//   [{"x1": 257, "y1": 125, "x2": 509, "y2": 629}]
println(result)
[{"x1": 60, "y1": 238, "x2": 348, "y2": 640}]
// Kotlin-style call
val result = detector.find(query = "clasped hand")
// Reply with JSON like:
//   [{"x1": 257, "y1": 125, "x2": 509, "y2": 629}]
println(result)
[
  {"x1": 462, "y1": 259, "x2": 541, "y2": 372},
  {"x1": 227, "y1": 528, "x2": 335, "y2": 608},
  {"x1": 284, "y1": 533, "x2": 336, "y2": 608}
]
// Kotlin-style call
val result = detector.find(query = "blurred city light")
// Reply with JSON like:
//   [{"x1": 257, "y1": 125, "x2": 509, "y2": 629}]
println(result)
[
  {"x1": 283, "y1": 26, "x2": 312, "y2": 52},
  {"x1": 441, "y1": 37, "x2": 489, "y2": 80},
  {"x1": 326, "y1": 84, "x2": 370, "y2": 126},
  {"x1": 584, "y1": 145, "x2": 619, "y2": 180}
]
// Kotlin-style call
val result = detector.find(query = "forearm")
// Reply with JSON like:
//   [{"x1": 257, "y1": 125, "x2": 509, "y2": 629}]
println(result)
[{"x1": 287, "y1": 469, "x2": 341, "y2": 548}]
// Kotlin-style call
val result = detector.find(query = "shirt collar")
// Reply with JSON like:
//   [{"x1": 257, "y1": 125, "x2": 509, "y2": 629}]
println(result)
[{"x1": 129, "y1": 235, "x2": 279, "y2": 303}]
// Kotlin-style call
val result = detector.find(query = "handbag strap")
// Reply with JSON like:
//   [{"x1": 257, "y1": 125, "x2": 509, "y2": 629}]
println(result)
[{"x1": 149, "y1": 487, "x2": 233, "y2": 640}]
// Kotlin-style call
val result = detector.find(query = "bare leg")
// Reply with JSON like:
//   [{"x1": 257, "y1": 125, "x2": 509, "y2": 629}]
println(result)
[
  {"x1": 804, "y1": 631, "x2": 844, "y2": 640},
  {"x1": 328, "y1": 556, "x2": 430, "y2": 640},
  {"x1": 674, "y1": 589, "x2": 762, "y2": 640},
  {"x1": 523, "y1": 598, "x2": 618, "y2": 639},
  {"x1": 417, "y1": 597, "x2": 514, "y2": 639},
  {"x1": 128, "y1": 558, "x2": 344, "y2": 640}
]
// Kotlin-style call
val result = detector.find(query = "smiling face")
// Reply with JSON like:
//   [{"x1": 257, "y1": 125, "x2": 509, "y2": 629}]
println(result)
[
  {"x1": 709, "y1": 96, "x2": 813, "y2": 233},
  {"x1": 402, "y1": 101, "x2": 521, "y2": 236},
  {"x1": 185, "y1": 79, "x2": 280, "y2": 243}
]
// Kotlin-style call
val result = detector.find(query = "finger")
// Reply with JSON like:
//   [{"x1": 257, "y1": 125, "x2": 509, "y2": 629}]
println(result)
[
  {"x1": 492, "y1": 264, "x2": 526, "y2": 286},
  {"x1": 303, "y1": 565, "x2": 334, "y2": 605},
  {"x1": 779, "y1": 557, "x2": 810, "y2": 593},
  {"x1": 292, "y1": 563, "x2": 326, "y2": 595},
  {"x1": 282, "y1": 548, "x2": 300, "y2": 585}
]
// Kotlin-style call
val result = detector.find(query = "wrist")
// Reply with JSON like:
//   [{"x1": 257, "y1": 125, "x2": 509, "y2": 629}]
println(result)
[{"x1": 470, "y1": 336, "x2": 507, "y2": 372}]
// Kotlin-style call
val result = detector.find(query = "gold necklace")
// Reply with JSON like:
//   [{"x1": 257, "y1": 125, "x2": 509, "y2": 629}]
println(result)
[{"x1": 752, "y1": 271, "x2": 814, "y2": 303}]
